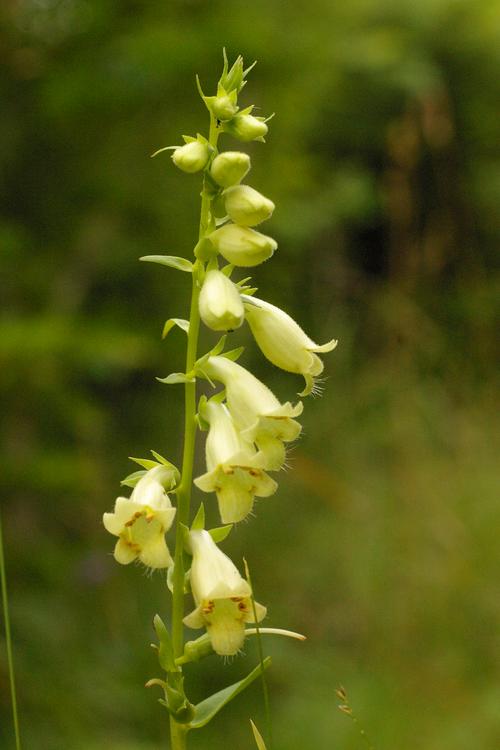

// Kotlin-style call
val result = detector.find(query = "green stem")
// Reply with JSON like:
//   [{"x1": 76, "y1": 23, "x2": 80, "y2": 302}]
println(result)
[
  {"x1": 0, "y1": 507, "x2": 22, "y2": 750},
  {"x1": 169, "y1": 113, "x2": 219, "y2": 750}
]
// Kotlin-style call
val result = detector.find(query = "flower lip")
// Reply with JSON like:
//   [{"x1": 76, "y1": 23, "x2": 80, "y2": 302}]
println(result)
[
  {"x1": 194, "y1": 400, "x2": 277, "y2": 522},
  {"x1": 200, "y1": 356, "x2": 303, "y2": 470},
  {"x1": 183, "y1": 530, "x2": 266, "y2": 655},
  {"x1": 103, "y1": 466, "x2": 176, "y2": 568}
]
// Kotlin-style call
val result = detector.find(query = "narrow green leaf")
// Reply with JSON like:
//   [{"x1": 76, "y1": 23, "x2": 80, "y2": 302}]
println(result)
[
  {"x1": 157, "y1": 372, "x2": 195, "y2": 385},
  {"x1": 140, "y1": 255, "x2": 193, "y2": 273},
  {"x1": 189, "y1": 657, "x2": 271, "y2": 729},
  {"x1": 208, "y1": 524, "x2": 232, "y2": 543},
  {"x1": 162, "y1": 318, "x2": 189, "y2": 339},
  {"x1": 250, "y1": 720, "x2": 268, "y2": 750}
]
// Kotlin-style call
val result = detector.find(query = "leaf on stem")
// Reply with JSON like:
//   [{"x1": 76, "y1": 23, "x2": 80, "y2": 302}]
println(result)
[
  {"x1": 162, "y1": 318, "x2": 190, "y2": 339},
  {"x1": 157, "y1": 372, "x2": 195, "y2": 385},
  {"x1": 189, "y1": 657, "x2": 272, "y2": 729},
  {"x1": 140, "y1": 255, "x2": 194, "y2": 273}
]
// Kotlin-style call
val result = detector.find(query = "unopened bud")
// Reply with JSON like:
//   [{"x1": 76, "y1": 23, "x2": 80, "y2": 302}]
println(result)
[
  {"x1": 209, "y1": 94, "x2": 238, "y2": 121},
  {"x1": 172, "y1": 141, "x2": 210, "y2": 173},
  {"x1": 210, "y1": 152, "x2": 251, "y2": 188},
  {"x1": 224, "y1": 185, "x2": 275, "y2": 227},
  {"x1": 224, "y1": 114, "x2": 268, "y2": 142},
  {"x1": 208, "y1": 224, "x2": 277, "y2": 267},
  {"x1": 198, "y1": 269, "x2": 245, "y2": 331}
]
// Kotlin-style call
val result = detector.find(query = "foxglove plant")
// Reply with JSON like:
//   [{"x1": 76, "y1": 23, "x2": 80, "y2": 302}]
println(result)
[{"x1": 102, "y1": 51, "x2": 336, "y2": 749}]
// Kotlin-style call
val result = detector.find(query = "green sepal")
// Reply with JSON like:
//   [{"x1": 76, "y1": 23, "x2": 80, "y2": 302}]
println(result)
[
  {"x1": 167, "y1": 563, "x2": 191, "y2": 595},
  {"x1": 235, "y1": 275, "x2": 252, "y2": 287},
  {"x1": 194, "y1": 335, "x2": 227, "y2": 378},
  {"x1": 162, "y1": 318, "x2": 189, "y2": 339},
  {"x1": 188, "y1": 657, "x2": 272, "y2": 729},
  {"x1": 219, "y1": 49, "x2": 257, "y2": 94},
  {"x1": 120, "y1": 469, "x2": 146, "y2": 488},
  {"x1": 221, "y1": 346, "x2": 244, "y2": 362},
  {"x1": 182, "y1": 133, "x2": 209, "y2": 145},
  {"x1": 194, "y1": 237, "x2": 216, "y2": 262},
  {"x1": 129, "y1": 457, "x2": 161, "y2": 471},
  {"x1": 208, "y1": 525, "x2": 233, "y2": 543},
  {"x1": 196, "y1": 412, "x2": 210, "y2": 431},
  {"x1": 150, "y1": 145, "x2": 179, "y2": 158},
  {"x1": 152, "y1": 614, "x2": 176, "y2": 673},
  {"x1": 191, "y1": 503, "x2": 205, "y2": 531},
  {"x1": 221, "y1": 264, "x2": 234, "y2": 277},
  {"x1": 140, "y1": 255, "x2": 194, "y2": 273},
  {"x1": 157, "y1": 372, "x2": 195, "y2": 385}
]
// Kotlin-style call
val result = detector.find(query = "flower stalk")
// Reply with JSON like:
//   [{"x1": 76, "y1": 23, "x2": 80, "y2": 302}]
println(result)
[{"x1": 101, "y1": 51, "x2": 336, "y2": 750}]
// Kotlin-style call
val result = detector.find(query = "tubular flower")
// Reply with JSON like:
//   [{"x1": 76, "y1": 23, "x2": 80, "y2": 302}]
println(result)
[
  {"x1": 198, "y1": 269, "x2": 245, "y2": 332},
  {"x1": 194, "y1": 399, "x2": 277, "y2": 523},
  {"x1": 103, "y1": 465, "x2": 176, "y2": 568},
  {"x1": 201, "y1": 356, "x2": 303, "y2": 470},
  {"x1": 242, "y1": 296, "x2": 337, "y2": 396},
  {"x1": 183, "y1": 530, "x2": 266, "y2": 656},
  {"x1": 208, "y1": 224, "x2": 277, "y2": 267}
]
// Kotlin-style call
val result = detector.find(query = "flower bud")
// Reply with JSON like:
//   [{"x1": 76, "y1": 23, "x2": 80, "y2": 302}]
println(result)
[
  {"x1": 210, "y1": 152, "x2": 251, "y2": 188},
  {"x1": 172, "y1": 141, "x2": 210, "y2": 173},
  {"x1": 223, "y1": 114, "x2": 268, "y2": 142},
  {"x1": 208, "y1": 224, "x2": 277, "y2": 267},
  {"x1": 224, "y1": 185, "x2": 275, "y2": 227},
  {"x1": 209, "y1": 94, "x2": 238, "y2": 121},
  {"x1": 198, "y1": 269, "x2": 245, "y2": 332}
]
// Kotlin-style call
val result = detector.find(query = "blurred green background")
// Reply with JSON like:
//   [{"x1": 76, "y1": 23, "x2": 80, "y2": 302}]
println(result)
[{"x1": 1, "y1": 0, "x2": 499, "y2": 748}]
